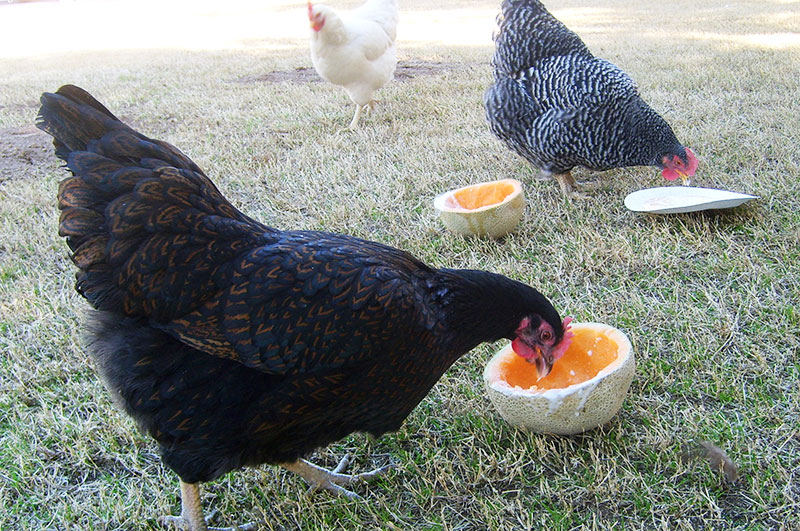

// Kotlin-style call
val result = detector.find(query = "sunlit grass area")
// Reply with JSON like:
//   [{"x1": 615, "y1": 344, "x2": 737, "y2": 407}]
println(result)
[{"x1": 1, "y1": 0, "x2": 799, "y2": 528}]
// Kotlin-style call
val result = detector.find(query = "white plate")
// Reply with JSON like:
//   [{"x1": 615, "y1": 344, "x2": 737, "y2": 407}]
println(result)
[{"x1": 624, "y1": 186, "x2": 759, "y2": 214}]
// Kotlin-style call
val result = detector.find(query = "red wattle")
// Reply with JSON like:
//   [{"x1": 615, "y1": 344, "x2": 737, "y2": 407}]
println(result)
[
  {"x1": 662, "y1": 168, "x2": 680, "y2": 181},
  {"x1": 511, "y1": 337, "x2": 535, "y2": 360}
]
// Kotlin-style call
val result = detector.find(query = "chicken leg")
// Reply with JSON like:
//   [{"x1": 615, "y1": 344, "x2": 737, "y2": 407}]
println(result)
[
  {"x1": 281, "y1": 454, "x2": 393, "y2": 498},
  {"x1": 161, "y1": 481, "x2": 255, "y2": 531},
  {"x1": 554, "y1": 172, "x2": 594, "y2": 198},
  {"x1": 348, "y1": 100, "x2": 377, "y2": 129},
  {"x1": 348, "y1": 104, "x2": 364, "y2": 130}
]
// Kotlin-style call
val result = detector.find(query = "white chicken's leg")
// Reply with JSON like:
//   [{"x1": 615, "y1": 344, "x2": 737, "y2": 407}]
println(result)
[
  {"x1": 348, "y1": 104, "x2": 365, "y2": 130},
  {"x1": 348, "y1": 100, "x2": 379, "y2": 129},
  {"x1": 281, "y1": 454, "x2": 393, "y2": 499},
  {"x1": 161, "y1": 480, "x2": 255, "y2": 531}
]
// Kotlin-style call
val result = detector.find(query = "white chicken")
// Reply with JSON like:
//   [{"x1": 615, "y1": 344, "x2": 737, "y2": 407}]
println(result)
[{"x1": 308, "y1": 0, "x2": 399, "y2": 129}]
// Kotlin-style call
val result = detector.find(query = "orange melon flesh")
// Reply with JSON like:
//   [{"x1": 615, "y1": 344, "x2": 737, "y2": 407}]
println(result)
[
  {"x1": 448, "y1": 181, "x2": 516, "y2": 210},
  {"x1": 500, "y1": 328, "x2": 619, "y2": 390}
]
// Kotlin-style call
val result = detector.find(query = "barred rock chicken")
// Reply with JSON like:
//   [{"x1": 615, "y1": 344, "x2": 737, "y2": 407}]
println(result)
[
  {"x1": 38, "y1": 85, "x2": 572, "y2": 531},
  {"x1": 485, "y1": 0, "x2": 698, "y2": 197},
  {"x1": 308, "y1": 0, "x2": 398, "y2": 129}
]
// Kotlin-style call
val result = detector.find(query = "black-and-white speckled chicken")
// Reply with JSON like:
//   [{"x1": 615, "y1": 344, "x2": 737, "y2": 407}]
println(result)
[
  {"x1": 38, "y1": 85, "x2": 572, "y2": 531},
  {"x1": 485, "y1": 0, "x2": 698, "y2": 197}
]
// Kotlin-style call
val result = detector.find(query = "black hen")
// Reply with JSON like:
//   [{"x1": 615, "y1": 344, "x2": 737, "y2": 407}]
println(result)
[
  {"x1": 484, "y1": 0, "x2": 698, "y2": 197},
  {"x1": 38, "y1": 85, "x2": 572, "y2": 530}
]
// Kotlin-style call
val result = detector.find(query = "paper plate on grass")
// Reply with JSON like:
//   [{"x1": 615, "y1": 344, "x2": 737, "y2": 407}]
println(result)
[{"x1": 624, "y1": 186, "x2": 758, "y2": 214}]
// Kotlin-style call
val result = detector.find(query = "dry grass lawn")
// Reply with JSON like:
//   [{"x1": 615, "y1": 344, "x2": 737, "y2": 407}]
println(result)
[{"x1": 1, "y1": 0, "x2": 799, "y2": 529}]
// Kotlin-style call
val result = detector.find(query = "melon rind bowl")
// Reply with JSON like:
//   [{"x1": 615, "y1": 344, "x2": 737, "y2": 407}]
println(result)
[
  {"x1": 433, "y1": 178, "x2": 525, "y2": 239},
  {"x1": 483, "y1": 322, "x2": 635, "y2": 435}
]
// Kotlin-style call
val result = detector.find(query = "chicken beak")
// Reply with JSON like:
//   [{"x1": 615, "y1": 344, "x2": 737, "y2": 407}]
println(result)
[
  {"x1": 534, "y1": 353, "x2": 552, "y2": 380},
  {"x1": 679, "y1": 171, "x2": 691, "y2": 186}
]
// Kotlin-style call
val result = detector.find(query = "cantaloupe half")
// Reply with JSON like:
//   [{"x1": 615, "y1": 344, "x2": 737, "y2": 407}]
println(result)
[
  {"x1": 483, "y1": 322, "x2": 635, "y2": 435},
  {"x1": 433, "y1": 178, "x2": 524, "y2": 238}
]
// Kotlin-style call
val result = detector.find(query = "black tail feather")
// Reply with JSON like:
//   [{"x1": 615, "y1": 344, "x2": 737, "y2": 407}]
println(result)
[
  {"x1": 37, "y1": 85, "x2": 125, "y2": 162},
  {"x1": 38, "y1": 85, "x2": 202, "y2": 173},
  {"x1": 38, "y1": 85, "x2": 268, "y2": 319}
]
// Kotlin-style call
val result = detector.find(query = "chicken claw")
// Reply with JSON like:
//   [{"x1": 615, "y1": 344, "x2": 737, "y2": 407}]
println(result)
[
  {"x1": 554, "y1": 172, "x2": 592, "y2": 199},
  {"x1": 281, "y1": 454, "x2": 394, "y2": 499},
  {"x1": 161, "y1": 481, "x2": 255, "y2": 531}
]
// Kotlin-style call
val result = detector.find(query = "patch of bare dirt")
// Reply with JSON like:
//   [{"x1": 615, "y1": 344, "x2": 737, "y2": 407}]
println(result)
[
  {"x1": 240, "y1": 66, "x2": 322, "y2": 84},
  {"x1": 238, "y1": 60, "x2": 467, "y2": 85},
  {"x1": 0, "y1": 125, "x2": 53, "y2": 184},
  {"x1": 393, "y1": 60, "x2": 465, "y2": 81}
]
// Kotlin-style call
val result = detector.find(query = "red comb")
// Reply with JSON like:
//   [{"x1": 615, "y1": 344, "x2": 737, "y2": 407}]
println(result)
[
  {"x1": 563, "y1": 317, "x2": 575, "y2": 343},
  {"x1": 552, "y1": 316, "x2": 574, "y2": 361},
  {"x1": 685, "y1": 148, "x2": 699, "y2": 176}
]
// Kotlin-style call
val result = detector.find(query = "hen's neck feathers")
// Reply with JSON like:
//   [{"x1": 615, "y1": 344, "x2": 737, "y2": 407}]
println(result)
[
  {"x1": 314, "y1": 9, "x2": 347, "y2": 45},
  {"x1": 431, "y1": 269, "x2": 555, "y2": 349}
]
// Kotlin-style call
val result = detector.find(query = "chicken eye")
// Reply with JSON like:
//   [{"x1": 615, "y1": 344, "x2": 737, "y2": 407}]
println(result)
[{"x1": 540, "y1": 330, "x2": 553, "y2": 342}]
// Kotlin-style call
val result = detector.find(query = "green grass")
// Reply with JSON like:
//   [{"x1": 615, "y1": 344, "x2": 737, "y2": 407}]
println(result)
[{"x1": 1, "y1": 0, "x2": 799, "y2": 529}]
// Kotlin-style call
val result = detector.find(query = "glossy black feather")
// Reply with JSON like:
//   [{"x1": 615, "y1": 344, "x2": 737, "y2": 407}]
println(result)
[{"x1": 39, "y1": 85, "x2": 565, "y2": 484}]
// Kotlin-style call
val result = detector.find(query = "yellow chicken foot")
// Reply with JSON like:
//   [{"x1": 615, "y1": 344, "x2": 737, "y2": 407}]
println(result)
[
  {"x1": 554, "y1": 172, "x2": 591, "y2": 199},
  {"x1": 281, "y1": 454, "x2": 393, "y2": 499},
  {"x1": 161, "y1": 481, "x2": 255, "y2": 531}
]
